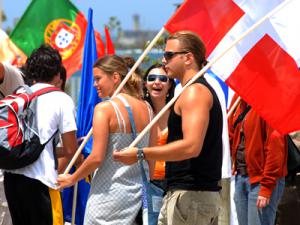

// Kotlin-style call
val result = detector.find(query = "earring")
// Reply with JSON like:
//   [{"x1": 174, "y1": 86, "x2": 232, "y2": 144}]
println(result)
[{"x1": 146, "y1": 91, "x2": 149, "y2": 98}]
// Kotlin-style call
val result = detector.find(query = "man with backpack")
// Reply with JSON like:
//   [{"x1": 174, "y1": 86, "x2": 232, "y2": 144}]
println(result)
[
  {"x1": 0, "y1": 60, "x2": 25, "y2": 225},
  {"x1": 2, "y1": 45, "x2": 78, "y2": 225}
]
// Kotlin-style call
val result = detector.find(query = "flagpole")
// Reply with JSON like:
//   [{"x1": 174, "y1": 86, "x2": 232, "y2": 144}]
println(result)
[
  {"x1": 63, "y1": 27, "x2": 166, "y2": 174},
  {"x1": 227, "y1": 96, "x2": 240, "y2": 118},
  {"x1": 127, "y1": 0, "x2": 293, "y2": 148},
  {"x1": 113, "y1": 27, "x2": 165, "y2": 96},
  {"x1": 0, "y1": 0, "x2": 2, "y2": 29},
  {"x1": 71, "y1": 182, "x2": 78, "y2": 225}
]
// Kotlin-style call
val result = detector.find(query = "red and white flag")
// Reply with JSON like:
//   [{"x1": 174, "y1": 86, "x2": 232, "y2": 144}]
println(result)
[
  {"x1": 165, "y1": 0, "x2": 244, "y2": 56},
  {"x1": 165, "y1": 0, "x2": 300, "y2": 134}
]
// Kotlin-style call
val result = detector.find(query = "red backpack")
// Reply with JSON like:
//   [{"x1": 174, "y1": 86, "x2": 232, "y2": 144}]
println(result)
[{"x1": 0, "y1": 85, "x2": 60, "y2": 170}]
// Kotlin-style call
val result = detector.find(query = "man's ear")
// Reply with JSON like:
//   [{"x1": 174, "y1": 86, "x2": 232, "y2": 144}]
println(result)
[{"x1": 184, "y1": 52, "x2": 194, "y2": 66}]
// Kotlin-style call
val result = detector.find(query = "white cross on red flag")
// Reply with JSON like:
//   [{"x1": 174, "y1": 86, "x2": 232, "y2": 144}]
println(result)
[{"x1": 165, "y1": 0, "x2": 300, "y2": 134}]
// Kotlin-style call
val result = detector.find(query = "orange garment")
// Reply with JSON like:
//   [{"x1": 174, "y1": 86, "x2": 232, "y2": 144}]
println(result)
[
  {"x1": 153, "y1": 129, "x2": 168, "y2": 180},
  {"x1": 228, "y1": 95, "x2": 288, "y2": 198}
]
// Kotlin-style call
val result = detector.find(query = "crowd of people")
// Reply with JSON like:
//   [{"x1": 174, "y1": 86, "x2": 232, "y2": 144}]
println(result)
[{"x1": 0, "y1": 30, "x2": 299, "y2": 225}]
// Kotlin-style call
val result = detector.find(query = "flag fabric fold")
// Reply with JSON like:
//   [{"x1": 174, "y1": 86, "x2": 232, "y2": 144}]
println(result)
[
  {"x1": 62, "y1": 8, "x2": 101, "y2": 225},
  {"x1": 209, "y1": 0, "x2": 300, "y2": 134},
  {"x1": 104, "y1": 26, "x2": 115, "y2": 55}
]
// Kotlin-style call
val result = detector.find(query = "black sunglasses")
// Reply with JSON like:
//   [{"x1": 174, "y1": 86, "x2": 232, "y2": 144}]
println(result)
[
  {"x1": 147, "y1": 74, "x2": 169, "y2": 83},
  {"x1": 163, "y1": 51, "x2": 188, "y2": 60}
]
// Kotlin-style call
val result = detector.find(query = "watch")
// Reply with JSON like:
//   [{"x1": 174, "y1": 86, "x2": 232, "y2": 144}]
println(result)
[{"x1": 137, "y1": 148, "x2": 145, "y2": 160}]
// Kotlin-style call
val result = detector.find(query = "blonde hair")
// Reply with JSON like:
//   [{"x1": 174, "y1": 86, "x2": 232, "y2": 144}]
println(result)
[{"x1": 93, "y1": 55, "x2": 143, "y2": 99}]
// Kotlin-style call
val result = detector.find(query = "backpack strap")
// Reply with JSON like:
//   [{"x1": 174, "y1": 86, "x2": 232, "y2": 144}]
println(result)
[
  {"x1": 233, "y1": 104, "x2": 251, "y2": 128},
  {"x1": 30, "y1": 86, "x2": 61, "y2": 100},
  {"x1": 32, "y1": 86, "x2": 61, "y2": 168}
]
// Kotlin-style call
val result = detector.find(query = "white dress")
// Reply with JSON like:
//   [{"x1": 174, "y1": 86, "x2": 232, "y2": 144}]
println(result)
[{"x1": 84, "y1": 97, "x2": 151, "y2": 225}]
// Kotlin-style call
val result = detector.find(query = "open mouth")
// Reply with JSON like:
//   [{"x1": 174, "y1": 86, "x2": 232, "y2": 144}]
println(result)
[{"x1": 153, "y1": 87, "x2": 162, "y2": 91}]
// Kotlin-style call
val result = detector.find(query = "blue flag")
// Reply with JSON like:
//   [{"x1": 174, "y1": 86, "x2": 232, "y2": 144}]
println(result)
[{"x1": 62, "y1": 8, "x2": 100, "y2": 225}]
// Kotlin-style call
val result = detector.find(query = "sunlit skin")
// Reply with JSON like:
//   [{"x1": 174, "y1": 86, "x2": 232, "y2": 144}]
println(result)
[
  {"x1": 162, "y1": 39, "x2": 187, "y2": 82},
  {"x1": 113, "y1": 38, "x2": 212, "y2": 170},
  {"x1": 93, "y1": 67, "x2": 117, "y2": 98},
  {"x1": 145, "y1": 67, "x2": 171, "y2": 141},
  {"x1": 145, "y1": 68, "x2": 171, "y2": 107},
  {"x1": 56, "y1": 65, "x2": 157, "y2": 190}
]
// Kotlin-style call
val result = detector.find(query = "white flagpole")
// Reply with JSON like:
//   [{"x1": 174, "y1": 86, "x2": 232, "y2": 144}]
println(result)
[
  {"x1": 128, "y1": 0, "x2": 292, "y2": 148},
  {"x1": 63, "y1": 27, "x2": 166, "y2": 175},
  {"x1": 227, "y1": 96, "x2": 241, "y2": 118},
  {"x1": 71, "y1": 182, "x2": 78, "y2": 225}
]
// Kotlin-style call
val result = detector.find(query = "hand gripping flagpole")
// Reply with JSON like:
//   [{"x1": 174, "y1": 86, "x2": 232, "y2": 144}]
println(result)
[
  {"x1": 127, "y1": 0, "x2": 293, "y2": 148},
  {"x1": 63, "y1": 27, "x2": 166, "y2": 174}
]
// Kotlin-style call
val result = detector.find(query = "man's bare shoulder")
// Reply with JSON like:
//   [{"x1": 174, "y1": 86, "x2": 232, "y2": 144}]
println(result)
[{"x1": 179, "y1": 83, "x2": 213, "y2": 105}]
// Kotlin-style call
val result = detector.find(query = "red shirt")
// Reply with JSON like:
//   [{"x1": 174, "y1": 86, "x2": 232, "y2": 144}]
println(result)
[{"x1": 228, "y1": 95, "x2": 288, "y2": 198}]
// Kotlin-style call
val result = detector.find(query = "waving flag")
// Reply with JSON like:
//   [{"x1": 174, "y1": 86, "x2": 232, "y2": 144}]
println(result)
[
  {"x1": 9, "y1": 0, "x2": 103, "y2": 77},
  {"x1": 165, "y1": 0, "x2": 300, "y2": 134},
  {"x1": 209, "y1": 0, "x2": 300, "y2": 134},
  {"x1": 165, "y1": 0, "x2": 244, "y2": 56},
  {"x1": 105, "y1": 26, "x2": 115, "y2": 55},
  {"x1": 62, "y1": 8, "x2": 101, "y2": 225}
]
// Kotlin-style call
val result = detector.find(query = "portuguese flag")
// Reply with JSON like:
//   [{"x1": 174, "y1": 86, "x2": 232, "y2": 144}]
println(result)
[{"x1": 10, "y1": 0, "x2": 104, "y2": 77}]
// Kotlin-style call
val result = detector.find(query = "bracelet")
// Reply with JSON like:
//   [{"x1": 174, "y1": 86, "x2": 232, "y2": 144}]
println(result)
[{"x1": 137, "y1": 148, "x2": 145, "y2": 160}]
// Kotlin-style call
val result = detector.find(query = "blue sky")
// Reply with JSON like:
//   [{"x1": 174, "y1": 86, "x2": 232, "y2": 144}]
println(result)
[{"x1": 2, "y1": 0, "x2": 183, "y2": 32}]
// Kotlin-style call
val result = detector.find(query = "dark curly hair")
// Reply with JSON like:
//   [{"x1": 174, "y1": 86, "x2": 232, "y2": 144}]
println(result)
[
  {"x1": 59, "y1": 66, "x2": 67, "y2": 91},
  {"x1": 143, "y1": 64, "x2": 176, "y2": 108},
  {"x1": 22, "y1": 44, "x2": 62, "y2": 86}
]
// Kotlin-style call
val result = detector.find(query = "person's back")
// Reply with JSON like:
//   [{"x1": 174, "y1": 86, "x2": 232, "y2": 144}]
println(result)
[
  {"x1": 86, "y1": 93, "x2": 153, "y2": 224},
  {"x1": 3, "y1": 45, "x2": 77, "y2": 225},
  {"x1": 57, "y1": 55, "x2": 157, "y2": 225},
  {"x1": 0, "y1": 62, "x2": 24, "y2": 225},
  {"x1": 0, "y1": 62, "x2": 24, "y2": 98}
]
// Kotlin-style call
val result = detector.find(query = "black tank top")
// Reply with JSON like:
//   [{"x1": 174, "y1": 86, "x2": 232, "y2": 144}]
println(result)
[{"x1": 166, "y1": 76, "x2": 223, "y2": 191}]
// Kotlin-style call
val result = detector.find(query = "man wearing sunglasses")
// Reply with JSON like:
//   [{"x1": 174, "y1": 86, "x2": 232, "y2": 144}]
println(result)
[{"x1": 114, "y1": 31, "x2": 223, "y2": 225}]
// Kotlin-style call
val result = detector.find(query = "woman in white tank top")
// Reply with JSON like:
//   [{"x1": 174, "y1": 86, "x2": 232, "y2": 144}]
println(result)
[{"x1": 57, "y1": 55, "x2": 157, "y2": 225}]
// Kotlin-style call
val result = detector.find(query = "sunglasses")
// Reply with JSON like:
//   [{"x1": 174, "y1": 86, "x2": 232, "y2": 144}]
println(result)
[
  {"x1": 147, "y1": 74, "x2": 169, "y2": 83},
  {"x1": 163, "y1": 51, "x2": 188, "y2": 61}
]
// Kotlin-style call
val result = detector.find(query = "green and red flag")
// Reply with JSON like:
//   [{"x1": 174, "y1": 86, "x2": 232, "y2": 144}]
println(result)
[{"x1": 10, "y1": 0, "x2": 104, "y2": 77}]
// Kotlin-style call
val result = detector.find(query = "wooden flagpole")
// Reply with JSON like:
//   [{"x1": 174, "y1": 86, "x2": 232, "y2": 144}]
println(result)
[
  {"x1": 127, "y1": 0, "x2": 292, "y2": 148},
  {"x1": 63, "y1": 27, "x2": 166, "y2": 174}
]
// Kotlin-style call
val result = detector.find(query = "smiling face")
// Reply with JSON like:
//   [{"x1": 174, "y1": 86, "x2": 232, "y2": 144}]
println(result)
[
  {"x1": 93, "y1": 67, "x2": 118, "y2": 98},
  {"x1": 145, "y1": 67, "x2": 171, "y2": 102}
]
